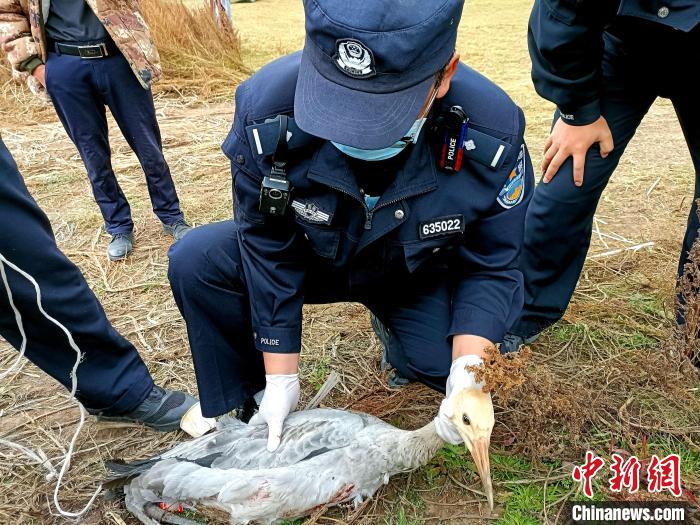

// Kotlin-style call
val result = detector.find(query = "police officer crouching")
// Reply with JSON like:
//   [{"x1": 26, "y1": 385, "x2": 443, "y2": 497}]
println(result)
[{"x1": 168, "y1": 0, "x2": 534, "y2": 448}]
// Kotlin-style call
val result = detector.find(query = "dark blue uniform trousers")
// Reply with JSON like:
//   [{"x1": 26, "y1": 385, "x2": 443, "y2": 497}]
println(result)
[
  {"x1": 45, "y1": 51, "x2": 184, "y2": 235},
  {"x1": 0, "y1": 138, "x2": 153, "y2": 414},
  {"x1": 511, "y1": 34, "x2": 700, "y2": 338},
  {"x1": 168, "y1": 221, "x2": 454, "y2": 418}
]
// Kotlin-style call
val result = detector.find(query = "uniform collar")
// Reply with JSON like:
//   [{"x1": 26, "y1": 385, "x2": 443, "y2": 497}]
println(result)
[{"x1": 306, "y1": 137, "x2": 438, "y2": 204}]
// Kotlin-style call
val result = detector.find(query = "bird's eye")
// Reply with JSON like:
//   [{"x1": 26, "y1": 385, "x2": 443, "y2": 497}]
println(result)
[{"x1": 462, "y1": 414, "x2": 470, "y2": 425}]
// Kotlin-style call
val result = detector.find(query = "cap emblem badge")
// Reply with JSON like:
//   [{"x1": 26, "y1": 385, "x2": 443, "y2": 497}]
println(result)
[{"x1": 334, "y1": 39, "x2": 376, "y2": 79}]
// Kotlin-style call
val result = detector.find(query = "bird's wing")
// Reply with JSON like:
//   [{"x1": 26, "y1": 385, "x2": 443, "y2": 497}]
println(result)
[
  {"x1": 157, "y1": 409, "x2": 380, "y2": 470},
  {"x1": 131, "y1": 451, "x2": 372, "y2": 525},
  {"x1": 123, "y1": 411, "x2": 404, "y2": 524},
  {"x1": 212, "y1": 409, "x2": 375, "y2": 469},
  {"x1": 107, "y1": 409, "x2": 392, "y2": 490}
]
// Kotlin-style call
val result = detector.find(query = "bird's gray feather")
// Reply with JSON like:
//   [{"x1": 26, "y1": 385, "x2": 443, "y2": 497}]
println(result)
[{"x1": 116, "y1": 408, "x2": 431, "y2": 525}]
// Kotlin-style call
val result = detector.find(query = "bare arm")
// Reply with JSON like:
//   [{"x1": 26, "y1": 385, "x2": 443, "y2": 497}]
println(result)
[
  {"x1": 452, "y1": 334, "x2": 492, "y2": 361},
  {"x1": 263, "y1": 352, "x2": 299, "y2": 374}
]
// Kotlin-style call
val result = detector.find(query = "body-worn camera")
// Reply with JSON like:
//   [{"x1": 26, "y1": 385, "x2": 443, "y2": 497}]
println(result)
[
  {"x1": 260, "y1": 168, "x2": 291, "y2": 216},
  {"x1": 259, "y1": 115, "x2": 292, "y2": 216},
  {"x1": 439, "y1": 105, "x2": 469, "y2": 173}
]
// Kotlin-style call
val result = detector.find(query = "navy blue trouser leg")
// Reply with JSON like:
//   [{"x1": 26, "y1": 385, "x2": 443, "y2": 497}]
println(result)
[
  {"x1": 511, "y1": 64, "x2": 657, "y2": 338},
  {"x1": 673, "y1": 92, "x2": 700, "y2": 323},
  {"x1": 46, "y1": 52, "x2": 132, "y2": 234},
  {"x1": 45, "y1": 52, "x2": 183, "y2": 234},
  {"x1": 0, "y1": 138, "x2": 153, "y2": 414},
  {"x1": 168, "y1": 221, "x2": 453, "y2": 417},
  {"x1": 364, "y1": 275, "x2": 452, "y2": 394},
  {"x1": 99, "y1": 55, "x2": 184, "y2": 227},
  {"x1": 168, "y1": 221, "x2": 266, "y2": 418}
]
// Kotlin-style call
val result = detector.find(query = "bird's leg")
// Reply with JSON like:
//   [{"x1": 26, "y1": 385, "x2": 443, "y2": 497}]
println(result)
[{"x1": 144, "y1": 503, "x2": 204, "y2": 525}]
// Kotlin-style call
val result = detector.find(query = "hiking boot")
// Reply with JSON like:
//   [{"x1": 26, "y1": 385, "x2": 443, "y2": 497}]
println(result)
[
  {"x1": 163, "y1": 219, "x2": 192, "y2": 241},
  {"x1": 370, "y1": 313, "x2": 412, "y2": 388},
  {"x1": 108, "y1": 232, "x2": 134, "y2": 261},
  {"x1": 97, "y1": 385, "x2": 197, "y2": 432},
  {"x1": 501, "y1": 332, "x2": 540, "y2": 354}
]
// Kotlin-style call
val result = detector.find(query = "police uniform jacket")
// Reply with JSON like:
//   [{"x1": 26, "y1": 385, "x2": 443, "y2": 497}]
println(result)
[
  {"x1": 222, "y1": 52, "x2": 534, "y2": 355},
  {"x1": 529, "y1": 0, "x2": 700, "y2": 126}
]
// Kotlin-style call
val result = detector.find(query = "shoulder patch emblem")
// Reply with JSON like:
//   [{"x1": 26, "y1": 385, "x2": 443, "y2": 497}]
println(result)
[
  {"x1": 334, "y1": 39, "x2": 376, "y2": 79},
  {"x1": 292, "y1": 200, "x2": 332, "y2": 225},
  {"x1": 497, "y1": 144, "x2": 526, "y2": 209}
]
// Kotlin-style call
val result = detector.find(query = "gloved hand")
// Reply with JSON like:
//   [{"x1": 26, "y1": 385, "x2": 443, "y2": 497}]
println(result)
[
  {"x1": 248, "y1": 374, "x2": 300, "y2": 452},
  {"x1": 434, "y1": 354, "x2": 485, "y2": 444}
]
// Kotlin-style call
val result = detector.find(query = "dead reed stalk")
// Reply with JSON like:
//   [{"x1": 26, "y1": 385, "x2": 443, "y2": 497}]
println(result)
[
  {"x1": 140, "y1": 0, "x2": 250, "y2": 97},
  {"x1": 669, "y1": 206, "x2": 700, "y2": 366}
]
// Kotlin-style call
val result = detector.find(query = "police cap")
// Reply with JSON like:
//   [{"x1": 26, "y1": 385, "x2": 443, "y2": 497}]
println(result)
[{"x1": 294, "y1": 0, "x2": 465, "y2": 150}]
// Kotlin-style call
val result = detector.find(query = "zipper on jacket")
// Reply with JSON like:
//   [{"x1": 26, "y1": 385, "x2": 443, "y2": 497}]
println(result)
[
  {"x1": 317, "y1": 181, "x2": 373, "y2": 230},
  {"x1": 365, "y1": 186, "x2": 435, "y2": 229},
  {"x1": 364, "y1": 211, "x2": 374, "y2": 230},
  {"x1": 312, "y1": 178, "x2": 436, "y2": 231}
]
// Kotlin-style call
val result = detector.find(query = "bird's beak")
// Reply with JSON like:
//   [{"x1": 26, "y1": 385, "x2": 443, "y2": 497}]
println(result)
[{"x1": 468, "y1": 437, "x2": 494, "y2": 511}]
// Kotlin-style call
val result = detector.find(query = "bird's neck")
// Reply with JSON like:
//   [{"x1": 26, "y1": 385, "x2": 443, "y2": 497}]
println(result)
[{"x1": 396, "y1": 420, "x2": 445, "y2": 470}]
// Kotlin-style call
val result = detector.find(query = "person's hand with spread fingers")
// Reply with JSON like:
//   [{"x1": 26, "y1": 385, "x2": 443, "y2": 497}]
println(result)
[
  {"x1": 542, "y1": 116, "x2": 614, "y2": 187},
  {"x1": 167, "y1": 0, "x2": 534, "y2": 475}
]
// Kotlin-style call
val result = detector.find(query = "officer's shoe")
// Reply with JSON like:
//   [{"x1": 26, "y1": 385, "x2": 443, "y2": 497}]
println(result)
[
  {"x1": 107, "y1": 232, "x2": 134, "y2": 261},
  {"x1": 163, "y1": 219, "x2": 192, "y2": 241},
  {"x1": 370, "y1": 313, "x2": 412, "y2": 389},
  {"x1": 501, "y1": 332, "x2": 540, "y2": 354},
  {"x1": 97, "y1": 385, "x2": 197, "y2": 431}
]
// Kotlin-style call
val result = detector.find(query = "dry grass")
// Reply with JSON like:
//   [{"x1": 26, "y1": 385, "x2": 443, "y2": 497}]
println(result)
[
  {"x1": 0, "y1": 0, "x2": 699, "y2": 523},
  {"x1": 140, "y1": 0, "x2": 249, "y2": 97}
]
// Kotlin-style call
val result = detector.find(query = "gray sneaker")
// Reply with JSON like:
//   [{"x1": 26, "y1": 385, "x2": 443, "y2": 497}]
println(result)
[
  {"x1": 108, "y1": 232, "x2": 134, "y2": 261},
  {"x1": 501, "y1": 332, "x2": 540, "y2": 354},
  {"x1": 96, "y1": 386, "x2": 197, "y2": 432},
  {"x1": 163, "y1": 220, "x2": 192, "y2": 241}
]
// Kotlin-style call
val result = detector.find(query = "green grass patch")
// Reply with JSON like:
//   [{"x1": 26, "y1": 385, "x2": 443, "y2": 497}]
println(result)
[
  {"x1": 612, "y1": 328, "x2": 657, "y2": 349},
  {"x1": 425, "y1": 446, "x2": 579, "y2": 523},
  {"x1": 384, "y1": 506, "x2": 420, "y2": 525},
  {"x1": 629, "y1": 292, "x2": 667, "y2": 317},
  {"x1": 644, "y1": 437, "x2": 700, "y2": 481},
  {"x1": 307, "y1": 357, "x2": 331, "y2": 391},
  {"x1": 549, "y1": 323, "x2": 589, "y2": 343},
  {"x1": 547, "y1": 321, "x2": 657, "y2": 350}
]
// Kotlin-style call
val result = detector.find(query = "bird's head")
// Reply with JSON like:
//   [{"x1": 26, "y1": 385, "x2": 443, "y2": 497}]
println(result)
[{"x1": 450, "y1": 385, "x2": 495, "y2": 510}]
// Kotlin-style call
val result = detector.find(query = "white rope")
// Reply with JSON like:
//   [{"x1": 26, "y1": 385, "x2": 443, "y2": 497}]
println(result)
[
  {"x1": 0, "y1": 258, "x2": 27, "y2": 381},
  {"x1": 0, "y1": 438, "x2": 57, "y2": 481},
  {"x1": 0, "y1": 252, "x2": 102, "y2": 518}
]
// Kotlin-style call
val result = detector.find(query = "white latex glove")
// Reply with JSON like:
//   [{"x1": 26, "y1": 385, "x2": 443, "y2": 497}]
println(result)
[
  {"x1": 180, "y1": 402, "x2": 217, "y2": 438},
  {"x1": 434, "y1": 354, "x2": 485, "y2": 444},
  {"x1": 248, "y1": 374, "x2": 300, "y2": 451}
]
